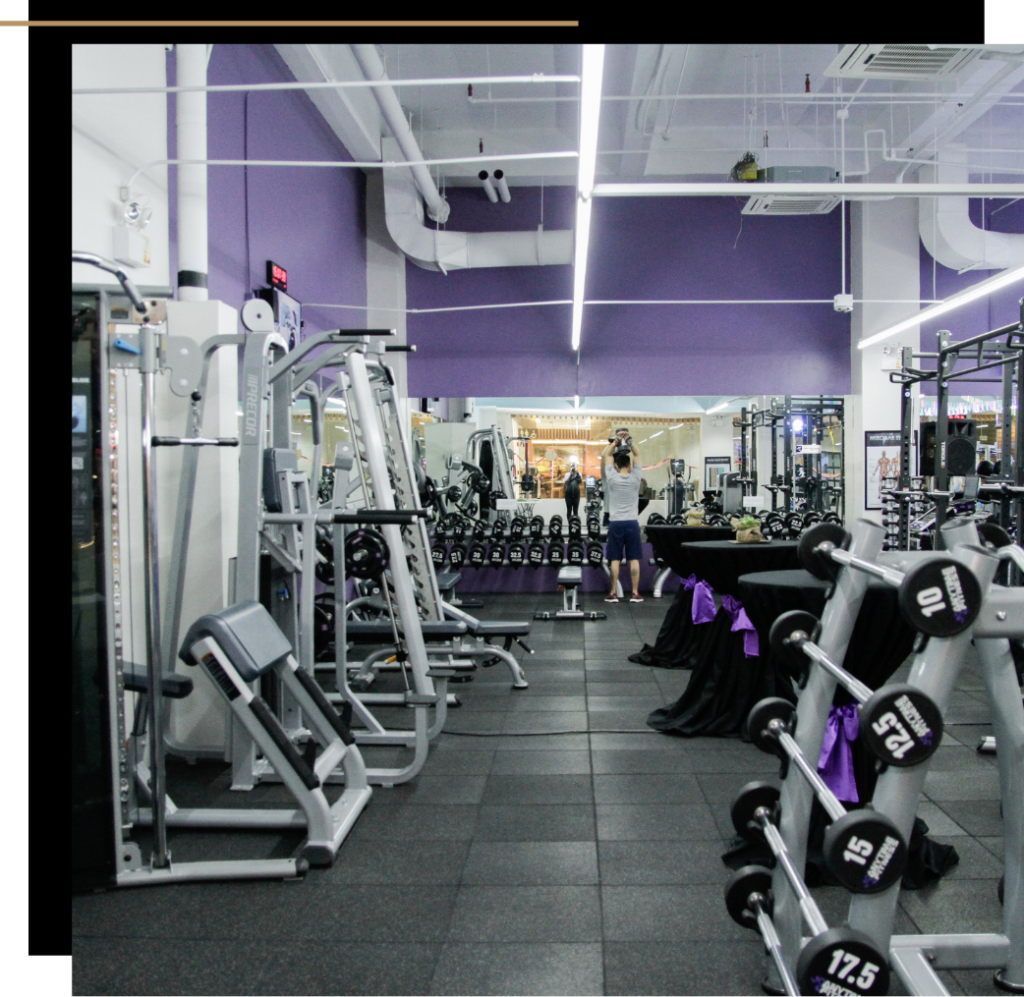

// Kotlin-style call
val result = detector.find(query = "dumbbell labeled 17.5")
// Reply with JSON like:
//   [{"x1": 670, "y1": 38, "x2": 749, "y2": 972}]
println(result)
[
  {"x1": 770, "y1": 610, "x2": 943, "y2": 768},
  {"x1": 745, "y1": 699, "x2": 908, "y2": 894}
]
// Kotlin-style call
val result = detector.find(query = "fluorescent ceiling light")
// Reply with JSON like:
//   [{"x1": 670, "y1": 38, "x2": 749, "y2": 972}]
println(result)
[
  {"x1": 574, "y1": 395, "x2": 579, "y2": 409},
  {"x1": 571, "y1": 44, "x2": 605, "y2": 353},
  {"x1": 649, "y1": 430, "x2": 664, "y2": 438},
  {"x1": 706, "y1": 401, "x2": 730, "y2": 414},
  {"x1": 857, "y1": 264, "x2": 1024, "y2": 350}
]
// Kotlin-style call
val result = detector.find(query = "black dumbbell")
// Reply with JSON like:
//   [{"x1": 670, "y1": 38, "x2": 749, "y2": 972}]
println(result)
[
  {"x1": 669, "y1": 513, "x2": 685, "y2": 525},
  {"x1": 529, "y1": 515, "x2": 545, "y2": 539},
  {"x1": 724, "y1": 866, "x2": 798, "y2": 996},
  {"x1": 548, "y1": 515, "x2": 564, "y2": 539},
  {"x1": 507, "y1": 542, "x2": 525, "y2": 569},
  {"x1": 509, "y1": 516, "x2": 527, "y2": 540},
  {"x1": 567, "y1": 539, "x2": 585, "y2": 565},
  {"x1": 487, "y1": 543, "x2": 505, "y2": 567},
  {"x1": 586, "y1": 540, "x2": 604, "y2": 569},
  {"x1": 526, "y1": 542, "x2": 545, "y2": 568},
  {"x1": 548, "y1": 542, "x2": 565, "y2": 567},
  {"x1": 467, "y1": 542, "x2": 487, "y2": 568},
  {"x1": 449, "y1": 543, "x2": 466, "y2": 568},
  {"x1": 430, "y1": 542, "x2": 448, "y2": 568},
  {"x1": 744, "y1": 701, "x2": 907, "y2": 894},
  {"x1": 587, "y1": 516, "x2": 602, "y2": 538},
  {"x1": 472, "y1": 521, "x2": 489, "y2": 542},
  {"x1": 647, "y1": 512, "x2": 667, "y2": 526},
  {"x1": 770, "y1": 610, "x2": 943, "y2": 767},
  {"x1": 568, "y1": 516, "x2": 583, "y2": 539}
]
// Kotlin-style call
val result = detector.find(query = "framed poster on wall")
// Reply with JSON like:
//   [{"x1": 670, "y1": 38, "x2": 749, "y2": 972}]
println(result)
[{"x1": 864, "y1": 430, "x2": 902, "y2": 510}]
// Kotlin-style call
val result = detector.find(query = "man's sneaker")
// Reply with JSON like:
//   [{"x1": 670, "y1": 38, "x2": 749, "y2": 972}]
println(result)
[
  {"x1": 629, "y1": 594, "x2": 644, "y2": 603},
  {"x1": 604, "y1": 595, "x2": 619, "y2": 603}
]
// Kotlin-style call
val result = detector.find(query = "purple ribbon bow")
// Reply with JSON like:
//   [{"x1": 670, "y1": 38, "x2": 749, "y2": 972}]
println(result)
[
  {"x1": 721, "y1": 594, "x2": 760, "y2": 658},
  {"x1": 690, "y1": 579, "x2": 717, "y2": 625},
  {"x1": 818, "y1": 704, "x2": 860, "y2": 803}
]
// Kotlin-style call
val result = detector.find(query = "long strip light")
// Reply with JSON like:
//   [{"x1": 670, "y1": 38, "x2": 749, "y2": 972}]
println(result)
[
  {"x1": 857, "y1": 264, "x2": 1024, "y2": 350},
  {"x1": 571, "y1": 44, "x2": 606, "y2": 352},
  {"x1": 706, "y1": 400, "x2": 731, "y2": 414}
]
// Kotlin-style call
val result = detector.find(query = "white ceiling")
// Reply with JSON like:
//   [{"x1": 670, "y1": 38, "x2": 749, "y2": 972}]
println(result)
[{"x1": 282, "y1": 44, "x2": 1024, "y2": 188}]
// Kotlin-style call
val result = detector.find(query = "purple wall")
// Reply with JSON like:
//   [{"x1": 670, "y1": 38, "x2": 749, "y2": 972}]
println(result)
[
  {"x1": 166, "y1": 45, "x2": 366, "y2": 334},
  {"x1": 407, "y1": 192, "x2": 852, "y2": 398}
]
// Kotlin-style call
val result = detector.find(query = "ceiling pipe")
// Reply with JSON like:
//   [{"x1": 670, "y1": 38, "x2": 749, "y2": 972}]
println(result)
[
  {"x1": 175, "y1": 44, "x2": 209, "y2": 301},
  {"x1": 478, "y1": 170, "x2": 499, "y2": 203},
  {"x1": 350, "y1": 43, "x2": 450, "y2": 224},
  {"x1": 592, "y1": 182, "x2": 1024, "y2": 197},
  {"x1": 919, "y1": 156, "x2": 1024, "y2": 271},
  {"x1": 493, "y1": 169, "x2": 512, "y2": 203},
  {"x1": 381, "y1": 138, "x2": 572, "y2": 272}
]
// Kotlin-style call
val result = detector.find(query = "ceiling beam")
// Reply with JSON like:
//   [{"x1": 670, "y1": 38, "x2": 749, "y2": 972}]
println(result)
[{"x1": 593, "y1": 182, "x2": 1024, "y2": 197}]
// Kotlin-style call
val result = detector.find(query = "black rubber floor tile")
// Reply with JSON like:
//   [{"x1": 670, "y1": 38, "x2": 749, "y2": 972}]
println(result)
[
  {"x1": 583, "y1": 667, "x2": 658, "y2": 681},
  {"x1": 331, "y1": 840, "x2": 470, "y2": 885},
  {"x1": 507, "y1": 694, "x2": 588, "y2": 712},
  {"x1": 976, "y1": 836, "x2": 1003, "y2": 860},
  {"x1": 482, "y1": 774, "x2": 593, "y2": 805},
  {"x1": 443, "y1": 711, "x2": 508, "y2": 733},
  {"x1": 898, "y1": 878, "x2": 1005, "y2": 934},
  {"x1": 598, "y1": 839, "x2": 728, "y2": 885},
  {"x1": 348, "y1": 803, "x2": 479, "y2": 840},
  {"x1": 449, "y1": 886, "x2": 602, "y2": 942},
  {"x1": 591, "y1": 749, "x2": 695, "y2": 774},
  {"x1": 587, "y1": 695, "x2": 665, "y2": 712},
  {"x1": 596, "y1": 803, "x2": 717, "y2": 840},
  {"x1": 526, "y1": 648, "x2": 586, "y2": 660},
  {"x1": 602, "y1": 884, "x2": 751, "y2": 941},
  {"x1": 588, "y1": 732, "x2": 685, "y2": 751},
  {"x1": 604, "y1": 939, "x2": 765, "y2": 996},
  {"x1": 950, "y1": 967, "x2": 1019, "y2": 996},
  {"x1": 588, "y1": 709, "x2": 657, "y2": 732},
  {"x1": 927, "y1": 836, "x2": 1003, "y2": 880},
  {"x1": 585, "y1": 681, "x2": 661, "y2": 698},
  {"x1": 924, "y1": 744, "x2": 999, "y2": 772},
  {"x1": 502, "y1": 711, "x2": 589, "y2": 733},
  {"x1": 915, "y1": 802, "x2": 969, "y2": 837},
  {"x1": 429, "y1": 942, "x2": 603, "y2": 996},
  {"x1": 71, "y1": 936, "x2": 273, "y2": 995},
  {"x1": 372, "y1": 775, "x2": 488, "y2": 806},
  {"x1": 491, "y1": 750, "x2": 592, "y2": 775},
  {"x1": 593, "y1": 773, "x2": 703, "y2": 804},
  {"x1": 936, "y1": 800, "x2": 1003, "y2": 837},
  {"x1": 477, "y1": 733, "x2": 592, "y2": 751},
  {"x1": 422, "y1": 747, "x2": 496, "y2": 776},
  {"x1": 697, "y1": 771, "x2": 780, "y2": 803},
  {"x1": 923, "y1": 769, "x2": 1002, "y2": 801},
  {"x1": 461, "y1": 841, "x2": 598, "y2": 885},
  {"x1": 687, "y1": 750, "x2": 779, "y2": 773},
  {"x1": 475, "y1": 805, "x2": 596, "y2": 841},
  {"x1": 943, "y1": 724, "x2": 994, "y2": 749},
  {"x1": 255, "y1": 941, "x2": 442, "y2": 996}
]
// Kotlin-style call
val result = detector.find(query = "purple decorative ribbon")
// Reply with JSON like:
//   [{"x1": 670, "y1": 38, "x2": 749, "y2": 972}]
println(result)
[
  {"x1": 682, "y1": 573, "x2": 697, "y2": 591},
  {"x1": 721, "y1": 594, "x2": 760, "y2": 658},
  {"x1": 691, "y1": 579, "x2": 717, "y2": 625},
  {"x1": 818, "y1": 704, "x2": 860, "y2": 803}
]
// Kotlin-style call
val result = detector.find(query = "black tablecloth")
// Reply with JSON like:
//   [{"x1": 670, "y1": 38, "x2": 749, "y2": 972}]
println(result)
[
  {"x1": 628, "y1": 586, "x2": 709, "y2": 670},
  {"x1": 679, "y1": 540, "x2": 800, "y2": 596},
  {"x1": 645, "y1": 525, "x2": 735, "y2": 573},
  {"x1": 722, "y1": 568, "x2": 957, "y2": 889}
]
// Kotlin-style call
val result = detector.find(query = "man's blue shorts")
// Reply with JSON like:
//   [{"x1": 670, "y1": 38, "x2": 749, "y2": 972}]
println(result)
[{"x1": 605, "y1": 520, "x2": 642, "y2": 562}]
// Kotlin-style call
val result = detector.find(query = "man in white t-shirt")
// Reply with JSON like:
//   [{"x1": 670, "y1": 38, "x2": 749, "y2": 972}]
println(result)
[{"x1": 600, "y1": 430, "x2": 643, "y2": 603}]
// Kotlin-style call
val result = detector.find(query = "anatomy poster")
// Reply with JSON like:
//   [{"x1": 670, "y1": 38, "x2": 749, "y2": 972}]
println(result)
[{"x1": 865, "y1": 431, "x2": 902, "y2": 510}]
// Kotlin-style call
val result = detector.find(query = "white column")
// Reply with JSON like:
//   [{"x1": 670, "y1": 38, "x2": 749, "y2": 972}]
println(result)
[
  {"x1": 366, "y1": 171, "x2": 408, "y2": 400},
  {"x1": 175, "y1": 44, "x2": 208, "y2": 301},
  {"x1": 848, "y1": 199, "x2": 922, "y2": 523}
]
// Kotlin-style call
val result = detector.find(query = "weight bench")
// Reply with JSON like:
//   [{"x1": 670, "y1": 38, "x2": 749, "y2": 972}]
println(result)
[
  {"x1": 179, "y1": 600, "x2": 372, "y2": 865},
  {"x1": 441, "y1": 601, "x2": 533, "y2": 689},
  {"x1": 436, "y1": 569, "x2": 483, "y2": 610},
  {"x1": 534, "y1": 566, "x2": 607, "y2": 621}
]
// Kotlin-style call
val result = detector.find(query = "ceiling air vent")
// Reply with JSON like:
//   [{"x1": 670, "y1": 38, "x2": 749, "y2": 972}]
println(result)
[
  {"x1": 824, "y1": 44, "x2": 981, "y2": 80},
  {"x1": 742, "y1": 195, "x2": 840, "y2": 216}
]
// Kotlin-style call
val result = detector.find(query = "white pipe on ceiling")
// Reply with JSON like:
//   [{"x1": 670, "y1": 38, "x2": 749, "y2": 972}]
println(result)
[
  {"x1": 478, "y1": 170, "x2": 499, "y2": 203},
  {"x1": 593, "y1": 182, "x2": 1024, "y2": 197},
  {"x1": 350, "y1": 44, "x2": 450, "y2": 223},
  {"x1": 381, "y1": 139, "x2": 572, "y2": 272},
  {"x1": 175, "y1": 44, "x2": 208, "y2": 301},
  {"x1": 493, "y1": 170, "x2": 512, "y2": 203}
]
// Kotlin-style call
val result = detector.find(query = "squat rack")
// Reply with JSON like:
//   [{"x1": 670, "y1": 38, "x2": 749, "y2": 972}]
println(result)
[{"x1": 889, "y1": 300, "x2": 1024, "y2": 548}]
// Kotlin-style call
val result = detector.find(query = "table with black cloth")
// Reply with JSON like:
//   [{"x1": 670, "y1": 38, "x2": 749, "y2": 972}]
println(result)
[
  {"x1": 723, "y1": 566, "x2": 959, "y2": 890},
  {"x1": 629, "y1": 525, "x2": 735, "y2": 669},
  {"x1": 646, "y1": 540, "x2": 801, "y2": 735}
]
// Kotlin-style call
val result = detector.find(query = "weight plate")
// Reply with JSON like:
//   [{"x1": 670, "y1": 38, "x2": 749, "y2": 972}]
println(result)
[
  {"x1": 803, "y1": 511, "x2": 823, "y2": 527},
  {"x1": 508, "y1": 542, "x2": 525, "y2": 568},
  {"x1": 487, "y1": 544, "x2": 506, "y2": 567},
  {"x1": 823, "y1": 810, "x2": 906, "y2": 894},
  {"x1": 468, "y1": 543, "x2": 488, "y2": 568},
  {"x1": 586, "y1": 540, "x2": 604, "y2": 569},
  {"x1": 797, "y1": 523, "x2": 849, "y2": 581},
  {"x1": 897, "y1": 556, "x2": 982, "y2": 636},
  {"x1": 860, "y1": 683, "x2": 943, "y2": 767},
  {"x1": 315, "y1": 535, "x2": 335, "y2": 586},
  {"x1": 746, "y1": 697, "x2": 795, "y2": 756},
  {"x1": 527, "y1": 543, "x2": 545, "y2": 568},
  {"x1": 647, "y1": 512, "x2": 666, "y2": 526},
  {"x1": 978, "y1": 521, "x2": 1012, "y2": 549},
  {"x1": 548, "y1": 543, "x2": 565, "y2": 566},
  {"x1": 449, "y1": 544, "x2": 467, "y2": 569},
  {"x1": 707, "y1": 514, "x2": 730, "y2": 527},
  {"x1": 446, "y1": 485, "x2": 462, "y2": 503},
  {"x1": 430, "y1": 542, "x2": 448, "y2": 568},
  {"x1": 669, "y1": 514, "x2": 685, "y2": 525},
  {"x1": 823, "y1": 512, "x2": 843, "y2": 525},
  {"x1": 313, "y1": 603, "x2": 334, "y2": 661},
  {"x1": 796, "y1": 925, "x2": 890, "y2": 996},
  {"x1": 344, "y1": 529, "x2": 390, "y2": 579},
  {"x1": 567, "y1": 541, "x2": 585, "y2": 565},
  {"x1": 723, "y1": 865, "x2": 774, "y2": 929},
  {"x1": 729, "y1": 780, "x2": 780, "y2": 842},
  {"x1": 768, "y1": 610, "x2": 820, "y2": 679}
]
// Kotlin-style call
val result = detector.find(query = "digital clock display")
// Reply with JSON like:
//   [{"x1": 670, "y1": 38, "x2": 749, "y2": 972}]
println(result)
[{"x1": 266, "y1": 260, "x2": 287, "y2": 292}]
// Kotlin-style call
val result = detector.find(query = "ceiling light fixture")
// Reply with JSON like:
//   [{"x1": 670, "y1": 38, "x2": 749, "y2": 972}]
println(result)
[
  {"x1": 649, "y1": 430, "x2": 664, "y2": 438},
  {"x1": 857, "y1": 264, "x2": 1024, "y2": 350},
  {"x1": 571, "y1": 44, "x2": 606, "y2": 353},
  {"x1": 706, "y1": 401, "x2": 730, "y2": 414}
]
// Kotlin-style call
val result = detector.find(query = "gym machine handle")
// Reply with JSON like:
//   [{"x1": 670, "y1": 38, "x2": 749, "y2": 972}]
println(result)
[
  {"x1": 72, "y1": 250, "x2": 149, "y2": 317},
  {"x1": 384, "y1": 345, "x2": 417, "y2": 352},
  {"x1": 152, "y1": 436, "x2": 240, "y2": 447},
  {"x1": 332, "y1": 509, "x2": 428, "y2": 525}
]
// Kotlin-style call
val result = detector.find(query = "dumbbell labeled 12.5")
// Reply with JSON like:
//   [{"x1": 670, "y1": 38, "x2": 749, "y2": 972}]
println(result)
[
  {"x1": 769, "y1": 610, "x2": 943, "y2": 768},
  {"x1": 745, "y1": 700, "x2": 908, "y2": 894}
]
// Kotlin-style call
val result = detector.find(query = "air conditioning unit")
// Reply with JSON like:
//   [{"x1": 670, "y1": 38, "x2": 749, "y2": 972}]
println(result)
[
  {"x1": 742, "y1": 195, "x2": 840, "y2": 216},
  {"x1": 824, "y1": 44, "x2": 981, "y2": 80}
]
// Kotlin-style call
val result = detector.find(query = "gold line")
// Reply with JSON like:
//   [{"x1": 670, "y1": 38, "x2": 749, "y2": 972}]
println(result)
[{"x1": 3, "y1": 20, "x2": 580, "y2": 26}]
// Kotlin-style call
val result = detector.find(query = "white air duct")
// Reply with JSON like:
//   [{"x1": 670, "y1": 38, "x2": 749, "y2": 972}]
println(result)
[
  {"x1": 175, "y1": 44, "x2": 209, "y2": 301},
  {"x1": 493, "y1": 169, "x2": 512, "y2": 203},
  {"x1": 478, "y1": 170, "x2": 499, "y2": 203},
  {"x1": 381, "y1": 139, "x2": 573, "y2": 272},
  {"x1": 919, "y1": 156, "x2": 1024, "y2": 271},
  {"x1": 350, "y1": 43, "x2": 450, "y2": 224}
]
